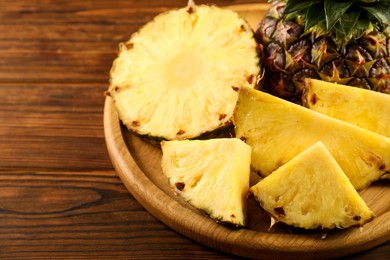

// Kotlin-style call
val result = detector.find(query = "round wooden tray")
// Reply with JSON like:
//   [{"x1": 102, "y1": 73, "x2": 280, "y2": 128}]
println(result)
[
  {"x1": 103, "y1": 4, "x2": 389, "y2": 258},
  {"x1": 104, "y1": 97, "x2": 390, "y2": 259}
]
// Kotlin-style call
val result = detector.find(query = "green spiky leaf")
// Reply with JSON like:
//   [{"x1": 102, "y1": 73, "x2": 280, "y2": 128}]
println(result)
[
  {"x1": 363, "y1": 3, "x2": 390, "y2": 24},
  {"x1": 340, "y1": 9, "x2": 361, "y2": 37},
  {"x1": 305, "y1": 3, "x2": 325, "y2": 29},
  {"x1": 325, "y1": 0, "x2": 353, "y2": 31},
  {"x1": 353, "y1": 0, "x2": 382, "y2": 3},
  {"x1": 284, "y1": 0, "x2": 322, "y2": 16},
  {"x1": 354, "y1": 14, "x2": 371, "y2": 39},
  {"x1": 279, "y1": 0, "x2": 390, "y2": 45},
  {"x1": 284, "y1": 10, "x2": 302, "y2": 21}
]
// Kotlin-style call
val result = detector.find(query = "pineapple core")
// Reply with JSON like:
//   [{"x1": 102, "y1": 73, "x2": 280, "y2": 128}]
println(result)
[
  {"x1": 164, "y1": 45, "x2": 205, "y2": 89},
  {"x1": 161, "y1": 138, "x2": 251, "y2": 226},
  {"x1": 250, "y1": 142, "x2": 374, "y2": 230}
]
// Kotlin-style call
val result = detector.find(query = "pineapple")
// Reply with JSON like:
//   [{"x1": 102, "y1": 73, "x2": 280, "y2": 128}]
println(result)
[
  {"x1": 256, "y1": 0, "x2": 390, "y2": 103},
  {"x1": 107, "y1": 1, "x2": 260, "y2": 141},
  {"x1": 233, "y1": 87, "x2": 390, "y2": 190},
  {"x1": 303, "y1": 78, "x2": 390, "y2": 138},
  {"x1": 249, "y1": 142, "x2": 374, "y2": 230},
  {"x1": 161, "y1": 138, "x2": 251, "y2": 226}
]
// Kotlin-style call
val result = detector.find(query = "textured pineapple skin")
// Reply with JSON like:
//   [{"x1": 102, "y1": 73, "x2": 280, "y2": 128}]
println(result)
[
  {"x1": 250, "y1": 142, "x2": 374, "y2": 230},
  {"x1": 257, "y1": 1, "x2": 390, "y2": 103},
  {"x1": 303, "y1": 78, "x2": 390, "y2": 138},
  {"x1": 108, "y1": 4, "x2": 260, "y2": 141},
  {"x1": 161, "y1": 138, "x2": 251, "y2": 227},
  {"x1": 233, "y1": 87, "x2": 390, "y2": 190},
  {"x1": 134, "y1": 124, "x2": 235, "y2": 148}
]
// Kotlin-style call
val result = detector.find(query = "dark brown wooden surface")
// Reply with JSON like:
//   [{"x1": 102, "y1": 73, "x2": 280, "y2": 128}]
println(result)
[{"x1": 0, "y1": 0, "x2": 388, "y2": 259}]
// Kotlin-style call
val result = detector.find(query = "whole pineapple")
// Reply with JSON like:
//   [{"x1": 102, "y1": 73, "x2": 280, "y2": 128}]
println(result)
[{"x1": 257, "y1": 0, "x2": 390, "y2": 103}]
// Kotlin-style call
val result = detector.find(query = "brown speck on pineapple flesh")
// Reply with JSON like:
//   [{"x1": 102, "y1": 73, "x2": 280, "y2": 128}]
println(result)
[
  {"x1": 125, "y1": 42, "x2": 134, "y2": 49},
  {"x1": 379, "y1": 164, "x2": 390, "y2": 177},
  {"x1": 187, "y1": 6, "x2": 195, "y2": 14},
  {"x1": 274, "y1": 207, "x2": 286, "y2": 218},
  {"x1": 231, "y1": 86, "x2": 240, "y2": 92},
  {"x1": 132, "y1": 120, "x2": 140, "y2": 127},
  {"x1": 175, "y1": 182, "x2": 185, "y2": 191},
  {"x1": 176, "y1": 129, "x2": 186, "y2": 135},
  {"x1": 247, "y1": 192, "x2": 254, "y2": 200},
  {"x1": 219, "y1": 114, "x2": 227, "y2": 120},
  {"x1": 360, "y1": 152, "x2": 383, "y2": 168},
  {"x1": 247, "y1": 75, "x2": 254, "y2": 84},
  {"x1": 310, "y1": 93, "x2": 318, "y2": 105},
  {"x1": 353, "y1": 215, "x2": 361, "y2": 221}
]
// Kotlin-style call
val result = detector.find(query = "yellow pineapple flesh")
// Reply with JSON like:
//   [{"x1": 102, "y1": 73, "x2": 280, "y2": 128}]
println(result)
[
  {"x1": 161, "y1": 138, "x2": 251, "y2": 226},
  {"x1": 250, "y1": 142, "x2": 374, "y2": 230},
  {"x1": 108, "y1": 3, "x2": 260, "y2": 141},
  {"x1": 303, "y1": 78, "x2": 390, "y2": 138},
  {"x1": 233, "y1": 87, "x2": 390, "y2": 190}
]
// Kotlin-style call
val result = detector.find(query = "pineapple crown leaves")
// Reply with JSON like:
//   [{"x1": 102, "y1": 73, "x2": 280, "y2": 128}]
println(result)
[{"x1": 279, "y1": 0, "x2": 390, "y2": 45}]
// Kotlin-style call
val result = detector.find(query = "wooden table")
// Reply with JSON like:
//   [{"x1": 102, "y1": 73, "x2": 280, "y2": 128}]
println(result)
[{"x1": 0, "y1": 0, "x2": 388, "y2": 259}]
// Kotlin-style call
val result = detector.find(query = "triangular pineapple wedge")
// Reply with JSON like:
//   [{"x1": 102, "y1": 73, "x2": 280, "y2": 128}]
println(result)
[
  {"x1": 233, "y1": 87, "x2": 390, "y2": 190},
  {"x1": 161, "y1": 138, "x2": 251, "y2": 226},
  {"x1": 250, "y1": 142, "x2": 374, "y2": 230},
  {"x1": 303, "y1": 78, "x2": 390, "y2": 138}
]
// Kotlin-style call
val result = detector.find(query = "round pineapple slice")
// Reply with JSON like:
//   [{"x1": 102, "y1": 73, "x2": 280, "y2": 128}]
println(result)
[{"x1": 108, "y1": 2, "x2": 260, "y2": 140}]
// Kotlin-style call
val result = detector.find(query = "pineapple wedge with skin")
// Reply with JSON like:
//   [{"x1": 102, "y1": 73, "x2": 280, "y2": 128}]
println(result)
[
  {"x1": 303, "y1": 78, "x2": 390, "y2": 138},
  {"x1": 161, "y1": 138, "x2": 251, "y2": 226},
  {"x1": 233, "y1": 87, "x2": 390, "y2": 190},
  {"x1": 250, "y1": 142, "x2": 374, "y2": 230},
  {"x1": 108, "y1": 2, "x2": 260, "y2": 141}
]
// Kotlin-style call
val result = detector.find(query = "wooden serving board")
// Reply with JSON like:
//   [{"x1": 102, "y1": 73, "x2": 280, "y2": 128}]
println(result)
[{"x1": 104, "y1": 4, "x2": 390, "y2": 259}]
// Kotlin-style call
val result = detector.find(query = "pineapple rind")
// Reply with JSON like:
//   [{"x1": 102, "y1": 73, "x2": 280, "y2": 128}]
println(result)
[
  {"x1": 234, "y1": 87, "x2": 390, "y2": 190},
  {"x1": 250, "y1": 142, "x2": 374, "y2": 230},
  {"x1": 304, "y1": 78, "x2": 390, "y2": 138},
  {"x1": 161, "y1": 138, "x2": 251, "y2": 226},
  {"x1": 109, "y1": 5, "x2": 260, "y2": 141},
  {"x1": 256, "y1": 1, "x2": 390, "y2": 102}
]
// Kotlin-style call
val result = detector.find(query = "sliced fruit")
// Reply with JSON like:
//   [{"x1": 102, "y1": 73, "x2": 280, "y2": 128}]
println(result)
[
  {"x1": 233, "y1": 87, "x2": 390, "y2": 190},
  {"x1": 303, "y1": 78, "x2": 390, "y2": 138},
  {"x1": 108, "y1": 2, "x2": 260, "y2": 141},
  {"x1": 250, "y1": 142, "x2": 374, "y2": 230},
  {"x1": 161, "y1": 138, "x2": 251, "y2": 226}
]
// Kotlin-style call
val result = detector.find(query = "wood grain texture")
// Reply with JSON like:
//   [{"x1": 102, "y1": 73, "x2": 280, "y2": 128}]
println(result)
[
  {"x1": 0, "y1": 0, "x2": 388, "y2": 259},
  {"x1": 0, "y1": 0, "x2": 263, "y2": 83},
  {"x1": 0, "y1": 82, "x2": 112, "y2": 170},
  {"x1": 0, "y1": 169, "x2": 236, "y2": 259}
]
